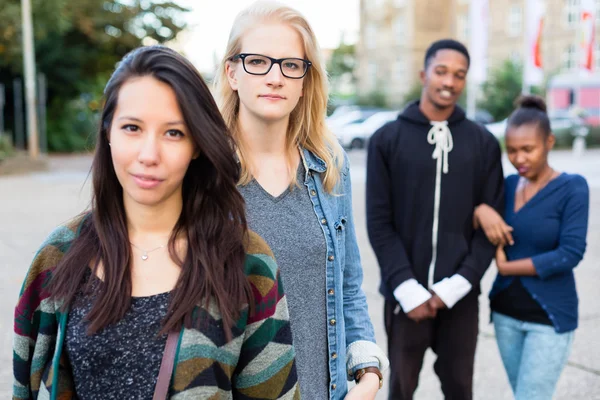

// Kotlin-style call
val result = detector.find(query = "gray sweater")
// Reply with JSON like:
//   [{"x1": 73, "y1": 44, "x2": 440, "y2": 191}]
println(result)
[{"x1": 239, "y1": 162, "x2": 329, "y2": 399}]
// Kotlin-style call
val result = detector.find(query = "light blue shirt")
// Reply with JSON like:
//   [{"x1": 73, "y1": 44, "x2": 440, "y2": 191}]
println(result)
[{"x1": 300, "y1": 148, "x2": 388, "y2": 399}]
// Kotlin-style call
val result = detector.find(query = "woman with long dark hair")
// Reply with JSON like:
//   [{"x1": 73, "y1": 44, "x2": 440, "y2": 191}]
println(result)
[{"x1": 13, "y1": 45, "x2": 299, "y2": 399}]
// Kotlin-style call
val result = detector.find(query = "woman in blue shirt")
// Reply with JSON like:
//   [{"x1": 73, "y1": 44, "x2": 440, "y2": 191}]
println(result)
[
  {"x1": 474, "y1": 95, "x2": 589, "y2": 400},
  {"x1": 213, "y1": 2, "x2": 388, "y2": 399}
]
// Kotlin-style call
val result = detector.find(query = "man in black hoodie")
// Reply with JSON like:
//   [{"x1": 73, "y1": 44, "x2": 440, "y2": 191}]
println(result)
[{"x1": 366, "y1": 39, "x2": 504, "y2": 399}]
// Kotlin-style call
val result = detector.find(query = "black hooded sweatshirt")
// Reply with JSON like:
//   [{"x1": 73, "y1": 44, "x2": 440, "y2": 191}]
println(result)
[{"x1": 366, "y1": 101, "x2": 504, "y2": 300}]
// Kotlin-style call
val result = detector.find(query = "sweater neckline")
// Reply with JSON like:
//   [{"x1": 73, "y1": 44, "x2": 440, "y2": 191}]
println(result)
[{"x1": 508, "y1": 172, "x2": 567, "y2": 217}]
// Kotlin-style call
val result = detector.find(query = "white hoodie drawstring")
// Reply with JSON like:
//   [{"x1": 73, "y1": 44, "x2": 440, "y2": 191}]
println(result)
[
  {"x1": 427, "y1": 121, "x2": 453, "y2": 174},
  {"x1": 426, "y1": 121, "x2": 453, "y2": 288}
]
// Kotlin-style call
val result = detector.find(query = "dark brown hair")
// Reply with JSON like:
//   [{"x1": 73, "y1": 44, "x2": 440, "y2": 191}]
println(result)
[
  {"x1": 508, "y1": 95, "x2": 551, "y2": 138},
  {"x1": 48, "y1": 45, "x2": 252, "y2": 338}
]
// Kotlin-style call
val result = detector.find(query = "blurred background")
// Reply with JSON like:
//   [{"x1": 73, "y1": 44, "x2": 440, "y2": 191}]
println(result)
[{"x1": 1, "y1": 0, "x2": 600, "y2": 164}]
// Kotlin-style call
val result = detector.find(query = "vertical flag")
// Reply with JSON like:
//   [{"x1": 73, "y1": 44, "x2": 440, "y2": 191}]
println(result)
[
  {"x1": 466, "y1": 0, "x2": 489, "y2": 119},
  {"x1": 524, "y1": 0, "x2": 545, "y2": 88},
  {"x1": 469, "y1": 0, "x2": 489, "y2": 84},
  {"x1": 580, "y1": 0, "x2": 595, "y2": 71}
]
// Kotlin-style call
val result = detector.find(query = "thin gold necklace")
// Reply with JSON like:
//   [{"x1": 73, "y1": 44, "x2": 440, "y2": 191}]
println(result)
[{"x1": 130, "y1": 242, "x2": 166, "y2": 261}]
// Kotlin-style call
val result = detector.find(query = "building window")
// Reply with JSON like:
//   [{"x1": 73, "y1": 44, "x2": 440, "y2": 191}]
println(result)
[
  {"x1": 510, "y1": 51, "x2": 522, "y2": 65},
  {"x1": 565, "y1": 0, "x2": 581, "y2": 28},
  {"x1": 393, "y1": 13, "x2": 405, "y2": 43},
  {"x1": 394, "y1": 57, "x2": 406, "y2": 82},
  {"x1": 368, "y1": 62, "x2": 378, "y2": 90},
  {"x1": 457, "y1": 13, "x2": 469, "y2": 42},
  {"x1": 507, "y1": 5, "x2": 523, "y2": 36},
  {"x1": 365, "y1": 24, "x2": 377, "y2": 50},
  {"x1": 563, "y1": 44, "x2": 577, "y2": 70}
]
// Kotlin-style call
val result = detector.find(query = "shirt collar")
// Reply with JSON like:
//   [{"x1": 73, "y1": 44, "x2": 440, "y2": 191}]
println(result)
[{"x1": 300, "y1": 147, "x2": 327, "y2": 174}]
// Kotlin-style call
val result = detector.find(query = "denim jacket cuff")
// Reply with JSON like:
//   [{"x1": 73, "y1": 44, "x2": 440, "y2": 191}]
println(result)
[{"x1": 345, "y1": 340, "x2": 390, "y2": 380}]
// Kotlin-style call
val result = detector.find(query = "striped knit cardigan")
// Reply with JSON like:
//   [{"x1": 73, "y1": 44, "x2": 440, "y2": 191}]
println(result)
[{"x1": 13, "y1": 216, "x2": 300, "y2": 399}]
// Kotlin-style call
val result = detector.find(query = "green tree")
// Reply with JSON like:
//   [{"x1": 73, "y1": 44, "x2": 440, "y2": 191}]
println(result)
[
  {"x1": 402, "y1": 82, "x2": 423, "y2": 106},
  {"x1": 326, "y1": 41, "x2": 357, "y2": 113},
  {"x1": 327, "y1": 43, "x2": 355, "y2": 85},
  {"x1": 356, "y1": 90, "x2": 387, "y2": 108},
  {"x1": 0, "y1": 0, "x2": 189, "y2": 152},
  {"x1": 480, "y1": 59, "x2": 544, "y2": 121}
]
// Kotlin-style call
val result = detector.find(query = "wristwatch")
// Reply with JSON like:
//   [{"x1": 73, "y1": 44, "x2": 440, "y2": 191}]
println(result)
[{"x1": 354, "y1": 367, "x2": 383, "y2": 389}]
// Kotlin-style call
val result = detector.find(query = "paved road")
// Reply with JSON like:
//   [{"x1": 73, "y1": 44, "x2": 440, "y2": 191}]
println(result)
[{"x1": 1, "y1": 150, "x2": 599, "y2": 398}]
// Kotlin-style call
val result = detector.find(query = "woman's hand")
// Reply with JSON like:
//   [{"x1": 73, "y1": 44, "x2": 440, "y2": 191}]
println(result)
[
  {"x1": 344, "y1": 373, "x2": 380, "y2": 400},
  {"x1": 496, "y1": 245, "x2": 508, "y2": 275},
  {"x1": 474, "y1": 204, "x2": 514, "y2": 246}
]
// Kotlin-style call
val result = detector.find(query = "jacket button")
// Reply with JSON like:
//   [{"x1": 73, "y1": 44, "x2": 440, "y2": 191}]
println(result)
[
  {"x1": 330, "y1": 319, "x2": 336, "y2": 325},
  {"x1": 321, "y1": 218, "x2": 327, "y2": 225},
  {"x1": 328, "y1": 289, "x2": 335, "y2": 295},
  {"x1": 328, "y1": 255, "x2": 335, "y2": 261},
  {"x1": 331, "y1": 384, "x2": 337, "y2": 390},
  {"x1": 331, "y1": 352, "x2": 338, "y2": 359},
  {"x1": 310, "y1": 190, "x2": 317, "y2": 196}
]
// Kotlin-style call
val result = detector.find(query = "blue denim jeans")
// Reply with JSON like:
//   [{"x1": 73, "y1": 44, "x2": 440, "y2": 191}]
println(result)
[{"x1": 492, "y1": 312, "x2": 574, "y2": 400}]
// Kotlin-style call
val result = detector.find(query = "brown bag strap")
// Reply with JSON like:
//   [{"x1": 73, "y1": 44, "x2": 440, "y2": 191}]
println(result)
[{"x1": 153, "y1": 330, "x2": 180, "y2": 400}]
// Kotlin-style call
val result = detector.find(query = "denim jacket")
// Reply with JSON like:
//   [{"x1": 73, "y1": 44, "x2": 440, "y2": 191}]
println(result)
[{"x1": 300, "y1": 148, "x2": 389, "y2": 399}]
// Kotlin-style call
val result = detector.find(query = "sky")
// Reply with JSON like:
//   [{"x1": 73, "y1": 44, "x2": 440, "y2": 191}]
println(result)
[{"x1": 175, "y1": 0, "x2": 360, "y2": 73}]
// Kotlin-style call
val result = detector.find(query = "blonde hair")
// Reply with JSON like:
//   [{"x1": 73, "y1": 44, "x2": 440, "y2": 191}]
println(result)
[{"x1": 214, "y1": 0, "x2": 343, "y2": 193}]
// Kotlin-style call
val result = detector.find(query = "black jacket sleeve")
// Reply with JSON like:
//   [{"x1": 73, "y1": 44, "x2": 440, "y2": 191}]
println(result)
[
  {"x1": 366, "y1": 127, "x2": 416, "y2": 292},
  {"x1": 457, "y1": 130, "x2": 505, "y2": 285}
]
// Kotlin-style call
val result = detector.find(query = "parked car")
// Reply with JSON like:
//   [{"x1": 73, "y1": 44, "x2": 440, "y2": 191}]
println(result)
[
  {"x1": 473, "y1": 109, "x2": 494, "y2": 124},
  {"x1": 485, "y1": 113, "x2": 585, "y2": 147},
  {"x1": 333, "y1": 111, "x2": 399, "y2": 149},
  {"x1": 326, "y1": 107, "x2": 384, "y2": 132},
  {"x1": 484, "y1": 119, "x2": 507, "y2": 138}
]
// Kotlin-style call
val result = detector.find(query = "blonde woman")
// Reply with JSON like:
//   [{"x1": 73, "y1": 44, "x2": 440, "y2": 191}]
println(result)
[{"x1": 214, "y1": 2, "x2": 388, "y2": 399}]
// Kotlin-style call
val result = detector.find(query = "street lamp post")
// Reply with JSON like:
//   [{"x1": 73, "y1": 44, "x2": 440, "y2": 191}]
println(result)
[{"x1": 21, "y1": 0, "x2": 39, "y2": 160}]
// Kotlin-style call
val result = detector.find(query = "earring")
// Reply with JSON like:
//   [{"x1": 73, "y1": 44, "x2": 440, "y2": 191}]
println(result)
[{"x1": 108, "y1": 143, "x2": 112, "y2": 147}]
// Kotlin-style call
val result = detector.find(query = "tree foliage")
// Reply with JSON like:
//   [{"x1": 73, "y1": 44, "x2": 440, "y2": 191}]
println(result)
[
  {"x1": 356, "y1": 90, "x2": 387, "y2": 108},
  {"x1": 402, "y1": 82, "x2": 423, "y2": 106},
  {"x1": 479, "y1": 59, "x2": 544, "y2": 121},
  {"x1": 327, "y1": 43, "x2": 355, "y2": 80},
  {"x1": 0, "y1": 0, "x2": 189, "y2": 151},
  {"x1": 327, "y1": 42, "x2": 356, "y2": 100}
]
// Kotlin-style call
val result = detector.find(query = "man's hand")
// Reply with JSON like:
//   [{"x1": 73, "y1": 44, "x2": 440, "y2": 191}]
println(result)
[
  {"x1": 406, "y1": 301, "x2": 436, "y2": 322},
  {"x1": 428, "y1": 293, "x2": 447, "y2": 311}
]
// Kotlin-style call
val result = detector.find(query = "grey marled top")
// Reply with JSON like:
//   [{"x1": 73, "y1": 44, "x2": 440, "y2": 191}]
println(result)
[{"x1": 239, "y1": 162, "x2": 330, "y2": 399}]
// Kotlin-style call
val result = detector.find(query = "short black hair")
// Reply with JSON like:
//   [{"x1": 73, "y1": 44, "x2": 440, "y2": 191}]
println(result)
[
  {"x1": 507, "y1": 95, "x2": 551, "y2": 138},
  {"x1": 424, "y1": 39, "x2": 470, "y2": 69}
]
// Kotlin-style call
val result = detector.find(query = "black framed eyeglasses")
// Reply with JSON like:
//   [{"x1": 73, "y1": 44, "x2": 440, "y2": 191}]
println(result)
[{"x1": 230, "y1": 53, "x2": 312, "y2": 79}]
